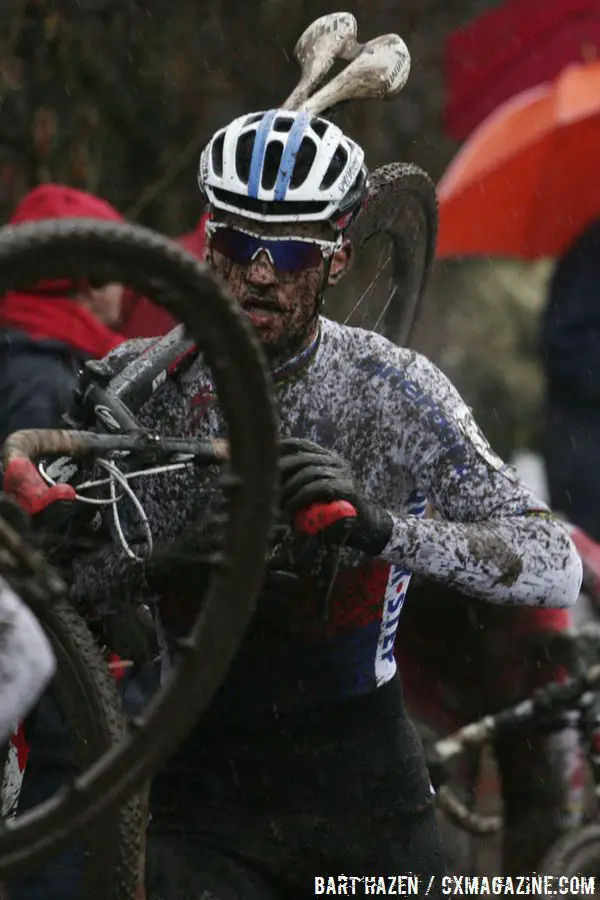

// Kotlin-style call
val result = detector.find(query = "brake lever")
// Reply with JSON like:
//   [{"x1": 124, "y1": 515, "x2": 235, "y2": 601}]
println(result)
[{"x1": 62, "y1": 359, "x2": 143, "y2": 433}]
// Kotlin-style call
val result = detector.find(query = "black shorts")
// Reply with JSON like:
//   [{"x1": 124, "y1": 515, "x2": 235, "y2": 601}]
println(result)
[
  {"x1": 146, "y1": 802, "x2": 445, "y2": 899},
  {"x1": 146, "y1": 676, "x2": 447, "y2": 899}
]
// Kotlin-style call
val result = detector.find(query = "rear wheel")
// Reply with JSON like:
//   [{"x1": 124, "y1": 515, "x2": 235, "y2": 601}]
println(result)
[{"x1": 341, "y1": 161, "x2": 437, "y2": 346}]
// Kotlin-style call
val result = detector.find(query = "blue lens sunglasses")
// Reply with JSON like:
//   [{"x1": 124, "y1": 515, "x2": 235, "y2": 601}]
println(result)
[{"x1": 205, "y1": 220, "x2": 341, "y2": 274}]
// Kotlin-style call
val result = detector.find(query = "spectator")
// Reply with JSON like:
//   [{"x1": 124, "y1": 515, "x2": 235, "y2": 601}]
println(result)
[
  {"x1": 540, "y1": 218, "x2": 600, "y2": 540},
  {"x1": 3, "y1": 191, "x2": 207, "y2": 900},
  {"x1": 0, "y1": 184, "x2": 125, "y2": 444}
]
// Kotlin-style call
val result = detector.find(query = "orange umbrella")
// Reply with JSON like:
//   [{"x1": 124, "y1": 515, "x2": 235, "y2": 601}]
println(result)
[{"x1": 436, "y1": 59, "x2": 600, "y2": 260}]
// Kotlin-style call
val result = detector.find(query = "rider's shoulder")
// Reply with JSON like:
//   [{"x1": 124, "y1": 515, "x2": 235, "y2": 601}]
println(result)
[{"x1": 322, "y1": 317, "x2": 437, "y2": 381}]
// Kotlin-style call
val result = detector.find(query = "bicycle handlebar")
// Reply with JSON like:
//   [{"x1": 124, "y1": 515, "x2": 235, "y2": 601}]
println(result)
[
  {"x1": 3, "y1": 428, "x2": 229, "y2": 463},
  {"x1": 3, "y1": 429, "x2": 80, "y2": 515},
  {"x1": 2, "y1": 427, "x2": 359, "y2": 534},
  {"x1": 2, "y1": 429, "x2": 228, "y2": 516},
  {"x1": 294, "y1": 499, "x2": 358, "y2": 534},
  {"x1": 432, "y1": 661, "x2": 600, "y2": 767}
]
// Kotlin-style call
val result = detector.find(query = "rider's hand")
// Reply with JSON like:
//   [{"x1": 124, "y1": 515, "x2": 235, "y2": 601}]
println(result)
[
  {"x1": 146, "y1": 512, "x2": 297, "y2": 599},
  {"x1": 32, "y1": 500, "x2": 78, "y2": 537},
  {"x1": 278, "y1": 438, "x2": 393, "y2": 555},
  {"x1": 0, "y1": 493, "x2": 32, "y2": 535},
  {"x1": 145, "y1": 504, "x2": 226, "y2": 598}
]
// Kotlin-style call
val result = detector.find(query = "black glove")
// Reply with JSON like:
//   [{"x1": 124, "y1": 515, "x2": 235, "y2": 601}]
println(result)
[
  {"x1": 278, "y1": 438, "x2": 393, "y2": 555},
  {"x1": 145, "y1": 518, "x2": 220, "y2": 597},
  {"x1": 146, "y1": 509, "x2": 301, "y2": 600}
]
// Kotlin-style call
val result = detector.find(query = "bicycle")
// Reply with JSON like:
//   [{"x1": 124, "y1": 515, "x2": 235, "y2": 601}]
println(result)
[
  {"x1": 426, "y1": 621, "x2": 600, "y2": 877},
  {"x1": 0, "y1": 216, "x2": 279, "y2": 899}
]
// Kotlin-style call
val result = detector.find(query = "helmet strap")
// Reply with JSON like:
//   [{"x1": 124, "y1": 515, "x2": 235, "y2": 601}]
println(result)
[{"x1": 316, "y1": 256, "x2": 333, "y2": 311}]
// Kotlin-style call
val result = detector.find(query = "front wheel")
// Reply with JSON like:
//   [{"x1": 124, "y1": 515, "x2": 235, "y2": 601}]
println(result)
[{"x1": 0, "y1": 217, "x2": 278, "y2": 883}]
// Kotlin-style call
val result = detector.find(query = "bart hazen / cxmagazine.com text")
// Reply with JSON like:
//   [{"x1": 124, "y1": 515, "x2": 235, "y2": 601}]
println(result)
[{"x1": 313, "y1": 874, "x2": 596, "y2": 895}]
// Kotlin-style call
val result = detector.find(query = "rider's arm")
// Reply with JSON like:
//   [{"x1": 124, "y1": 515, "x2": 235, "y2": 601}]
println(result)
[{"x1": 375, "y1": 350, "x2": 582, "y2": 608}]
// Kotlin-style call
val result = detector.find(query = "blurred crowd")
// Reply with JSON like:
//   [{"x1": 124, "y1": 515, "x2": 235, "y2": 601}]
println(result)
[{"x1": 0, "y1": 183, "x2": 206, "y2": 444}]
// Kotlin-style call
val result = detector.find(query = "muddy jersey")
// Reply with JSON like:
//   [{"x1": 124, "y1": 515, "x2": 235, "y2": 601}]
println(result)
[{"x1": 73, "y1": 317, "x2": 581, "y2": 723}]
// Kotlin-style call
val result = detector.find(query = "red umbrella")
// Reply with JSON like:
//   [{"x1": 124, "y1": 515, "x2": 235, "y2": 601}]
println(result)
[{"x1": 444, "y1": 0, "x2": 600, "y2": 141}]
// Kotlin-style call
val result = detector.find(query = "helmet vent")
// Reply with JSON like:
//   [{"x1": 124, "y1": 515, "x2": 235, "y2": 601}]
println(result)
[
  {"x1": 213, "y1": 188, "x2": 329, "y2": 217},
  {"x1": 235, "y1": 131, "x2": 256, "y2": 185},
  {"x1": 211, "y1": 134, "x2": 225, "y2": 178},
  {"x1": 262, "y1": 140, "x2": 284, "y2": 191},
  {"x1": 320, "y1": 145, "x2": 348, "y2": 191},
  {"x1": 289, "y1": 137, "x2": 316, "y2": 189},
  {"x1": 273, "y1": 116, "x2": 293, "y2": 133},
  {"x1": 311, "y1": 118, "x2": 328, "y2": 138}
]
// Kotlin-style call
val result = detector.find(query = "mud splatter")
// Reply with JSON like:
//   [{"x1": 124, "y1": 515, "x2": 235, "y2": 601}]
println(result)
[{"x1": 73, "y1": 317, "x2": 581, "y2": 722}]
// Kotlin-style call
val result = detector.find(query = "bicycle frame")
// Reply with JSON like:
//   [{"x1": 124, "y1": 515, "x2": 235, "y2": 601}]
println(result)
[
  {"x1": 429, "y1": 624, "x2": 600, "y2": 835},
  {"x1": 69, "y1": 325, "x2": 193, "y2": 430}
]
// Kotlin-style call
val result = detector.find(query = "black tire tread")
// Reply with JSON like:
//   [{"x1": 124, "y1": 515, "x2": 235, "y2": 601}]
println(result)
[
  {"x1": 348, "y1": 161, "x2": 438, "y2": 346},
  {"x1": 23, "y1": 596, "x2": 140, "y2": 900}
]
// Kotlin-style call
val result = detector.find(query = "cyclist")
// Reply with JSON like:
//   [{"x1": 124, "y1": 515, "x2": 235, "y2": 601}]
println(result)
[{"x1": 73, "y1": 110, "x2": 582, "y2": 898}]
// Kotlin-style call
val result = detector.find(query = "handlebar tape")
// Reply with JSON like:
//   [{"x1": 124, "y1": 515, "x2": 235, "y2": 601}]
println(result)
[{"x1": 293, "y1": 500, "x2": 357, "y2": 536}]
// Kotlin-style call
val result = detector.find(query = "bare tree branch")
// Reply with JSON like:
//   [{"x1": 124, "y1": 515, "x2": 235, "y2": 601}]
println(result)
[{"x1": 124, "y1": 129, "x2": 207, "y2": 221}]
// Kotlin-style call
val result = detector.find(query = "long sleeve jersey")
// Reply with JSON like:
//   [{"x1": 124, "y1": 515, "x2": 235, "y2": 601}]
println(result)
[{"x1": 73, "y1": 317, "x2": 581, "y2": 724}]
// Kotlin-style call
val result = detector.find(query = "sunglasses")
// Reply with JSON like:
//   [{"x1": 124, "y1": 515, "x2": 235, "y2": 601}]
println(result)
[{"x1": 205, "y1": 221, "x2": 340, "y2": 274}]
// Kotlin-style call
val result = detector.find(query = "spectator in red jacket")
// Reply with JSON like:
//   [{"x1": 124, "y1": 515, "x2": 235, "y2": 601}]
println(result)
[{"x1": 0, "y1": 184, "x2": 126, "y2": 443}]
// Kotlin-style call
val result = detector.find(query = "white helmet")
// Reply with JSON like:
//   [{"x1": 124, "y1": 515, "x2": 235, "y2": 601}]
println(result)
[{"x1": 198, "y1": 109, "x2": 368, "y2": 229}]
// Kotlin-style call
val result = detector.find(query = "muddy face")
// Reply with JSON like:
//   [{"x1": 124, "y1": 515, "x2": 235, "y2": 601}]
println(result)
[{"x1": 207, "y1": 213, "x2": 351, "y2": 364}]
